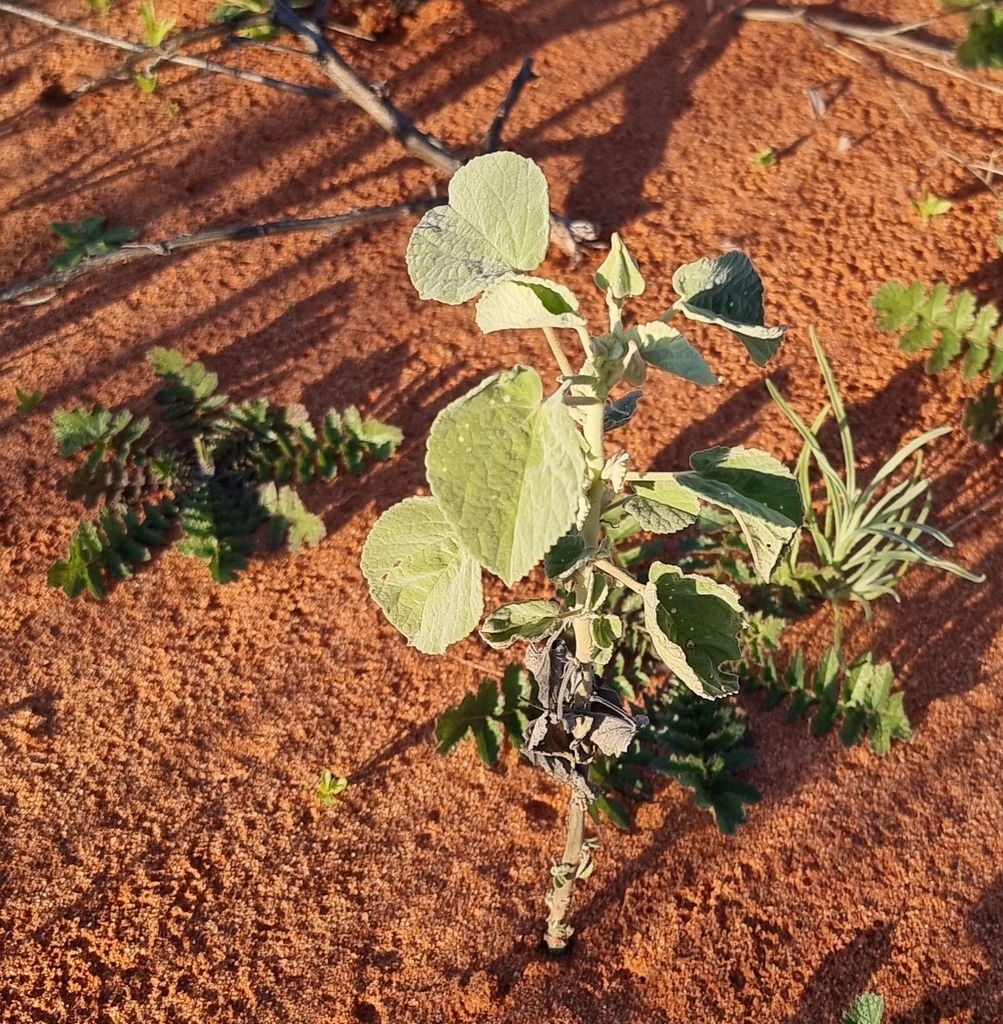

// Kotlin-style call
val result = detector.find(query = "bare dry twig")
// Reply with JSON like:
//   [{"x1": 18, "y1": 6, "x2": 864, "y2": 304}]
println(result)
[
  {"x1": 0, "y1": 200, "x2": 443, "y2": 306},
  {"x1": 485, "y1": 57, "x2": 538, "y2": 153},
  {"x1": 0, "y1": 1, "x2": 341, "y2": 102}
]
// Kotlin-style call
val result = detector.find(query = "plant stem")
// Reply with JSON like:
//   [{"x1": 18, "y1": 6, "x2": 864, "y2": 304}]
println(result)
[
  {"x1": 594, "y1": 558, "x2": 645, "y2": 595},
  {"x1": 543, "y1": 792, "x2": 587, "y2": 953},
  {"x1": 542, "y1": 327, "x2": 574, "y2": 379}
]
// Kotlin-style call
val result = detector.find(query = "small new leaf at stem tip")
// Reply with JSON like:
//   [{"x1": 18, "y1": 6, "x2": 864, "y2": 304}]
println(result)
[{"x1": 316, "y1": 769, "x2": 348, "y2": 807}]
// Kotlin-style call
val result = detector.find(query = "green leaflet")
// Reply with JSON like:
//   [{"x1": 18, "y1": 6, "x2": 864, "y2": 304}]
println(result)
[
  {"x1": 643, "y1": 562, "x2": 744, "y2": 699},
  {"x1": 623, "y1": 478, "x2": 700, "y2": 534},
  {"x1": 361, "y1": 496, "x2": 483, "y2": 655},
  {"x1": 603, "y1": 390, "x2": 642, "y2": 432},
  {"x1": 480, "y1": 599, "x2": 564, "y2": 649},
  {"x1": 594, "y1": 233, "x2": 645, "y2": 299},
  {"x1": 259, "y1": 482, "x2": 326, "y2": 553},
  {"x1": 676, "y1": 446, "x2": 803, "y2": 581},
  {"x1": 843, "y1": 993, "x2": 885, "y2": 1024},
  {"x1": 475, "y1": 276, "x2": 586, "y2": 333},
  {"x1": 671, "y1": 251, "x2": 786, "y2": 365},
  {"x1": 628, "y1": 321, "x2": 719, "y2": 385},
  {"x1": 425, "y1": 366, "x2": 586, "y2": 586},
  {"x1": 405, "y1": 152, "x2": 550, "y2": 304}
]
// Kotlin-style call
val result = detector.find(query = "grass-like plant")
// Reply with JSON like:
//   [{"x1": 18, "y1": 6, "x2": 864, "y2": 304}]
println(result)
[
  {"x1": 767, "y1": 329, "x2": 982, "y2": 616},
  {"x1": 362, "y1": 151, "x2": 796, "y2": 951},
  {"x1": 50, "y1": 217, "x2": 140, "y2": 272},
  {"x1": 872, "y1": 279, "x2": 1003, "y2": 442},
  {"x1": 50, "y1": 348, "x2": 401, "y2": 598}
]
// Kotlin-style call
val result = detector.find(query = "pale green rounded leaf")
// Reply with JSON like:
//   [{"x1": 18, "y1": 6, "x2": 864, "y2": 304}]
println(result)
[
  {"x1": 671, "y1": 251, "x2": 786, "y2": 365},
  {"x1": 630, "y1": 321, "x2": 718, "y2": 385},
  {"x1": 406, "y1": 152, "x2": 550, "y2": 305},
  {"x1": 594, "y1": 232, "x2": 645, "y2": 299},
  {"x1": 643, "y1": 562, "x2": 743, "y2": 699},
  {"x1": 475, "y1": 276, "x2": 586, "y2": 333},
  {"x1": 479, "y1": 599, "x2": 564, "y2": 649},
  {"x1": 425, "y1": 366, "x2": 586, "y2": 586},
  {"x1": 361, "y1": 496, "x2": 483, "y2": 655},
  {"x1": 624, "y1": 477, "x2": 700, "y2": 534}
]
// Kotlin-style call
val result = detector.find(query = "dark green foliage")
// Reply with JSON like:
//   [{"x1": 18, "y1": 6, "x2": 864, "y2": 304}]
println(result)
[
  {"x1": 435, "y1": 665, "x2": 534, "y2": 765},
  {"x1": 964, "y1": 380, "x2": 1003, "y2": 443},
  {"x1": 209, "y1": 0, "x2": 310, "y2": 39},
  {"x1": 14, "y1": 387, "x2": 42, "y2": 415},
  {"x1": 50, "y1": 348, "x2": 402, "y2": 597},
  {"x1": 50, "y1": 216, "x2": 140, "y2": 272},
  {"x1": 953, "y1": 2, "x2": 1003, "y2": 69}
]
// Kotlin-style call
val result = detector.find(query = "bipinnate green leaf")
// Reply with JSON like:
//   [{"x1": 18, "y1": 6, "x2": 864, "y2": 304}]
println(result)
[
  {"x1": 259, "y1": 482, "x2": 326, "y2": 553},
  {"x1": 842, "y1": 993, "x2": 884, "y2": 1024},
  {"x1": 628, "y1": 321, "x2": 719, "y2": 385},
  {"x1": 426, "y1": 366, "x2": 586, "y2": 586},
  {"x1": 361, "y1": 496, "x2": 483, "y2": 655},
  {"x1": 594, "y1": 232, "x2": 645, "y2": 299},
  {"x1": 671, "y1": 251, "x2": 786, "y2": 365},
  {"x1": 475, "y1": 276, "x2": 586, "y2": 333},
  {"x1": 643, "y1": 562, "x2": 743, "y2": 698},
  {"x1": 406, "y1": 152, "x2": 549, "y2": 304},
  {"x1": 53, "y1": 406, "x2": 131, "y2": 456},
  {"x1": 480, "y1": 599, "x2": 564, "y2": 649},
  {"x1": 677, "y1": 446, "x2": 803, "y2": 580}
]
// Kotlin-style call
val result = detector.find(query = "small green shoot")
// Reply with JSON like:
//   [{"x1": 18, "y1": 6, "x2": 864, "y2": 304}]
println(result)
[
  {"x1": 210, "y1": 0, "x2": 311, "y2": 38},
  {"x1": 50, "y1": 217, "x2": 141, "y2": 272},
  {"x1": 134, "y1": 71, "x2": 158, "y2": 95},
  {"x1": 15, "y1": 387, "x2": 43, "y2": 416},
  {"x1": 83, "y1": 0, "x2": 113, "y2": 12},
  {"x1": 139, "y1": 0, "x2": 176, "y2": 47},
  {"x1": 843, "y1": 992, "x2": 884, "y2": 1024},
  {"x1": 912, "y1": 187, "x2": 953, "y2": 225},
  {"x1": 953, "y1": 1, "x2": 1003, "y2": 69},
  {"x1": 749, "y1": 146, "x2": 778, "y2": 169},
  {"x1": 166, "y1": 99, "x2": 181, "y2": 117},
  {"x1": 315, "y1": 769, "x2": 348, "y2": 807}
]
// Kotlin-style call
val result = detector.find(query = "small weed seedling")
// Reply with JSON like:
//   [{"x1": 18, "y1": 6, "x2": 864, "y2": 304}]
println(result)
[
  {"x1": 315, "y1": 769, "x2": 348, "y2": 807},
  {"x1": 749, "y1": 146, "x2": 778, "y2": 170},
  {"x1": 14, "y1": 387, "x2": 43, "y2": 416},
  {"x1": 954, "y1": 2, "x2": 1003, "y2": 69},
  {"x1": 872, "y1": 279, "x2": 1003, "y2": 442},
  {"x1": 83, "y1": 0, "x2": 114, "y2": 13},
  {"x1": 363, "y1": 151, "x2": 795, "y2": 951},
  {"x1": 844, "y1": 992, "x2": 885, "y2": 1024},
  {"x1": 50, "y1": 217, "x2": 141, "y2": 272},
  {"x1": 51, "y1": 348, "x2": 401, "y2": 598},
  {"x1": 911, "y1": 187, "x2": 953, "y2": 225},
  {"x1": 139, "y1": 0, "x2": 175, "y2": 46}
]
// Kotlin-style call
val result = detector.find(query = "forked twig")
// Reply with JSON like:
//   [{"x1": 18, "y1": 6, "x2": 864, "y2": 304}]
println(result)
[
  {"x1": 0, "y1": 200, "x2": 442, "y2": 306},
  {"x1": 271, "y1": 0, "x2": 463, "y2": 174},
  {"x1": 485, "y1": 57, "x2": 538, "y2": 153},
  {"x1": 0, "y1": 1, "x2": 341, "y2": 102}
]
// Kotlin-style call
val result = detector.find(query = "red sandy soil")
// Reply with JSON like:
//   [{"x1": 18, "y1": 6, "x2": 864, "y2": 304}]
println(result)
[{"x1": 2, "y1": 1, "x2": 1002, "y2": 1021}]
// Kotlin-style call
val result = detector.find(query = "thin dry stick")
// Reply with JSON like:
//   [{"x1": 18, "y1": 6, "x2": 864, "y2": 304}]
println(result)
[
  {"x1": 0, "y1": 1, "x2": 341, "y2": 102},
  {"x1": 740, "y1": 5, "x2": 1003, "y2": 99},
  {"x1": 0, "y1": 199, "x2": 442, "y2": 306},
  {"x1": 485, "y1": 57, "x2": 537, "y2": 153},
  {"x1": 271, "y1": 0, "x2": 462, "y2": 174}
]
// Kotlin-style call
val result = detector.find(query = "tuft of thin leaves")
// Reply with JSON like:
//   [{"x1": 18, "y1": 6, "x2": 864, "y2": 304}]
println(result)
[
  {"x1": 50, "y1": 216, "x2": 140, "y2": 272},
  {"x1": 767, "y1": 329, "x2": 983, "y2": 616},
  {"x1": 50, "y1": 349, "x2": 401, "y2": 597}
]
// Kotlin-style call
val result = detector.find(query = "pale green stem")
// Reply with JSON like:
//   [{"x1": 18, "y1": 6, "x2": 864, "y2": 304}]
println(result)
[
  {"x1": 544, "y1": 793, "x2": 587, "y2": 953},
  {"x1": 574, "y1": 324, "x2": 594, "y2": 362},
  {"x1": 594, "y1": 558, "x2": 645, "y2": 596},
  {"x1": 542, "y1": 326, "x2": 574, "y2": 379}
]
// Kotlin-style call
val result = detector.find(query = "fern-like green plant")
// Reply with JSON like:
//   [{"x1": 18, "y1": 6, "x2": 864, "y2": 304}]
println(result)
[
  {"x1": 873, "y1": 279, "x2": 1003, "y2": 441},
  {"x1": 50, "y1": 217, "x2": 141, "y2": 272},
  {"x1": 49, "y1": 348, "x2": 402, "y2": 597},
  {"x1": 948, "y1": 0, "x2": 1003, "y2": 68}
]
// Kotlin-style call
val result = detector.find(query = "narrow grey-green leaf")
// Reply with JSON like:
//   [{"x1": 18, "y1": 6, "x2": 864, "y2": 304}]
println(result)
[
  {"x1": 426, "y1": 366, "x2": 586, "y2": 586},
  {"x1": 629, "y1": 321, "x2": 718, "y2": 385},
  {"x1": 604, "y1": 390, "x2": 642, "y2": 432},
  {"x1": 406, "y1": 152, "x2": 549, "y2": 304},
  {"x1": 361, "y1": 496, "x2": 483, "y2": 655},
  {"x1": 476, "y1": 276, "x2": 586, "y2": 333},
  {"x1": 480, "y1": 599, "x2": 564, "y2": 649},
  {"x1": 677, "y1": 446, "x2": 802, "y2": 580},
  {"x1": 643, "y1": 562, "x2": 743, "y2": 699},
  {"x1": 671, "y1": 251, "x2": 786, "y2": 365},
  {"x1": 594, "y1": 232, "x2": 645, "y2": 298}
]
